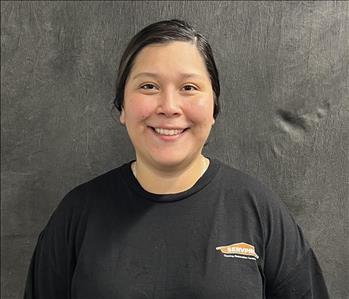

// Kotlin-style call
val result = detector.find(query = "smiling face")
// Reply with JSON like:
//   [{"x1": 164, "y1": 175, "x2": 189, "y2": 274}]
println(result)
[{"x1": 120, "y1": 41, "x2": 215, "y2": 170}]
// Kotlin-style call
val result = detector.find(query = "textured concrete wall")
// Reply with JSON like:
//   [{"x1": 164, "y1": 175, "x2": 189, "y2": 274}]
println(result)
[{"x1": 1, "y1": 1, "x2": 348, "y2": 298}]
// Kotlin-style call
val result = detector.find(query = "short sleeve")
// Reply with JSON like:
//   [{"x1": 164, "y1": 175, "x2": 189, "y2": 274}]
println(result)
[
  {"x1": 23, "y1": 187, "x2": 88, "y2": 299},
  {"x1": 261, "y1": 188, "x2": 329, "y2": 298}
]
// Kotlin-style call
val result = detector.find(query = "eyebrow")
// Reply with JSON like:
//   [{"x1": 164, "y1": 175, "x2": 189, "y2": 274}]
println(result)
[{"x1": 131, "y1": 72, "x2": 205, "y2": 80}]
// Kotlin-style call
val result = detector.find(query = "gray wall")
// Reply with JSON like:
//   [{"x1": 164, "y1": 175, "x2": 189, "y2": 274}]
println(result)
[{"x1": 1, "y1": 1, "x2": 348, "y2": 298}]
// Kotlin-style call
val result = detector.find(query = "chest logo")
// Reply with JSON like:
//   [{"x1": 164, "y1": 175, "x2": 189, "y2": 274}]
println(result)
[{"x1": 216, "y1": 242, "x2": 259, "y2": 260}]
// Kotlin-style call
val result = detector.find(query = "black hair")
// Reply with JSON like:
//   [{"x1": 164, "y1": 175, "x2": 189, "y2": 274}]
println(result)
[{"x1": 113, "y1": 19, "x2": 220, "y2": 119}]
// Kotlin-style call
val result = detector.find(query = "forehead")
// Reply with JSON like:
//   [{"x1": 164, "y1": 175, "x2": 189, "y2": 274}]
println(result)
[{"x1": 130, "y1": 41, "x2": 209, "y2": 79}]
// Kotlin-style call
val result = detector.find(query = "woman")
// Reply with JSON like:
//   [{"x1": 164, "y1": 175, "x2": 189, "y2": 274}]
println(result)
[{"x1": 24, "y1": 19, "x2": 329, "y2": 298}]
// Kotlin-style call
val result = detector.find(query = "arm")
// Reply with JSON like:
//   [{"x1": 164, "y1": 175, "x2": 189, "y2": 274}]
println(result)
[
  {"x1": 262, "y1": 190, "x2": 329, "y2": 298},
  {"x1": 23, "y1": 188, "x2": 88, "y2": 299}
]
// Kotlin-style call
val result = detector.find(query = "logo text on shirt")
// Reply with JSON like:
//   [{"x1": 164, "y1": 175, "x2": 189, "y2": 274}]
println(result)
[{"x1": 216, "y1": 242, "x2": 259, "y2": 260}]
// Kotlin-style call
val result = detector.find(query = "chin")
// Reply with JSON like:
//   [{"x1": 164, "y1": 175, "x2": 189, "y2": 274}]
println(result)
[{"x1": 150, "y1": 154, "x2": 188, "y2": 167}]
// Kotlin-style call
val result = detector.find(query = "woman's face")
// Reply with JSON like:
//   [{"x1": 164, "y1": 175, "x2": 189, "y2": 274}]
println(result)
[{"x1": 120, "y1": 41, "x2": 215, "y2": 169}]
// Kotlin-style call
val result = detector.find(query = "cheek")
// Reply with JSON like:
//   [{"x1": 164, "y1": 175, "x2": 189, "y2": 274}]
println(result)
[
  {"x1": 185, "y1": 97, "x2": 214, "y2": 123},
  {"x1": 125, "y1": 95, "x2": 155, "y2": 121}
]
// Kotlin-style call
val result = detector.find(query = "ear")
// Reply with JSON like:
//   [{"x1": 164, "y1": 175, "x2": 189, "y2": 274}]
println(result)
[{"x1": 119, "y1": 109, "x2": 125, "y2": 125}]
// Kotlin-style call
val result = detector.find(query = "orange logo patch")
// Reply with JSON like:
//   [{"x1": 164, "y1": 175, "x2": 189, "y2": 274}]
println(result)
[{"x1": 216, "y1": 242, "x2": 259, "y2": 259}]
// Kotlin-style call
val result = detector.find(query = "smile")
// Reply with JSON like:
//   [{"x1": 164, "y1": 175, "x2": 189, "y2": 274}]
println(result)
[
  {"x1": 149, "y1": 126, "x2": 189, "y2": 141},
  {"x1": 153, "y1": 127, "x2": 184, "y2": 136}
]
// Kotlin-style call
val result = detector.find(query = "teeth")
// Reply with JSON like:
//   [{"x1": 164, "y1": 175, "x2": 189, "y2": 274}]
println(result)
[{"x1": 154, "y1": 128, "x2": 184, "y2": 136}]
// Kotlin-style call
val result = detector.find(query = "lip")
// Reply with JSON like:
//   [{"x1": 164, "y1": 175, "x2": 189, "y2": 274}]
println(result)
[
  {"x1": 150, "y1": 126, "x2": 188, "y2": 130},
  {"x1": 148, "y1": 126, "x2": 188, "y2": 142}
]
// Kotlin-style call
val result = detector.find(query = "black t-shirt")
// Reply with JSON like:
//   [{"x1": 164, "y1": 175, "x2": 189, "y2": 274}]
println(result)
[{"x1": 24, "y1": 157, "x2": 329, "y2": 298}]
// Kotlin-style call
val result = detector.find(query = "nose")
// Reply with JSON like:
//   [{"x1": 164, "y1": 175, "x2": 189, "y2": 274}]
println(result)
[{"x1": 155, "y1": 88, "x2": 182, "y2": 117}]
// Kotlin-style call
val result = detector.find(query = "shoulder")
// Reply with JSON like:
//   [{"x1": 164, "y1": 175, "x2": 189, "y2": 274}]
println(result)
[
  {"x1": 216, "y1": 159, "x2": 282, "y2": 208},
  {"x1": 49, "y1": 161, "x2": 130, "y2": 222},
  {"x1": 214, "y1": 159, "x2": 300, "y2": 239},
  {"x1": 67, "y1": 161, "x2": 129, "y2": 198},
  {"x1": 218, "y1": 160, "x2": 268, "y2": 189}
]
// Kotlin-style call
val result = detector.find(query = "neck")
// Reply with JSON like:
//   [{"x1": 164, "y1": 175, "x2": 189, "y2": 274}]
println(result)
[{"x1": 132, "y1": 155, "x2": 209, "y2": 194}]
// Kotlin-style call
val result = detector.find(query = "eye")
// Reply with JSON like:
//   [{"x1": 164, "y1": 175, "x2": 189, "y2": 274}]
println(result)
[
  {"x1": 182, "y1": 85, "x2": 198, "y2": 91},
  {"x1": 139, "y1": 83, "x2": 198, "y2": 92},
  {"x1": 140, "y1": 83, "x2": 157, "y2": 90}
]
